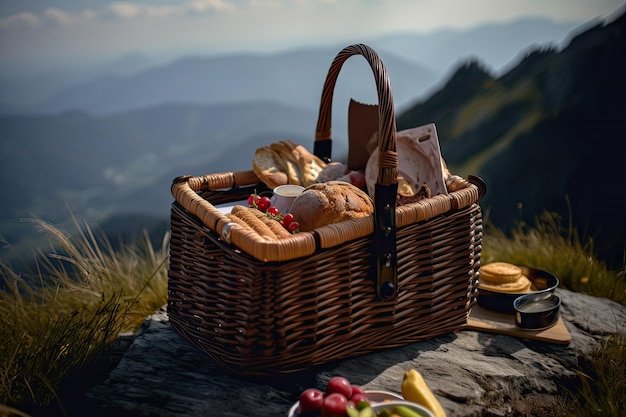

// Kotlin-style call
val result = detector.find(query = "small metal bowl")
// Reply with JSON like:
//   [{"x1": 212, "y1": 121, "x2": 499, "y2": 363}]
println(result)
[
  {"x1": 514, "y1": 292, "x2": 561, "y2": 330},
  {"x1": 477, "y1": 266, "x2": 559, "y2": 314}
]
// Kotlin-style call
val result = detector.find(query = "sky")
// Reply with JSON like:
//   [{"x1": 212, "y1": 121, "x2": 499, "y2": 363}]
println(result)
[{"x1": 0, "y1": 0, "x2": 624, "y2": 75}]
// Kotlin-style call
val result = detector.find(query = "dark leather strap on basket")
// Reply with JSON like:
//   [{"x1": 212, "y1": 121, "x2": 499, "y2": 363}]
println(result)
[
  {"x1": 313, "y1": 139, "x2": 333, "y2": 163},
  {"x1": 374, "y1": 183, "x2": 398, "y2": 299},
  {"x1": 314, "y1": 43, "x2": 399, "y2": 300}
]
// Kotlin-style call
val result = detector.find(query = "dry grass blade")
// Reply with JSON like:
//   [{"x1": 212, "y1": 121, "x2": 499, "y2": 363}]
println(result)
[{"x1": 0, "y1": 216, "x2": 169, "y2": 412}]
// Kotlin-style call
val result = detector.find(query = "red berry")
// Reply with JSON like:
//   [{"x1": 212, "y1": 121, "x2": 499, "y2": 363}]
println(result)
[
  {"x1": 267, "y1": 207, "x2": 280, "y2": 216},
  {"x1": 287, "y1": 221, "x2": 300, "y2": 233},
  {"x1": 257, "y1": 196, "x2": 271, "y2": 211},
  {"x1": 282, "y1": 213, "x2": 294, "y2": 227},
  {"x1": 247, "y1": 194, "x2": 257, "y2": 207}
]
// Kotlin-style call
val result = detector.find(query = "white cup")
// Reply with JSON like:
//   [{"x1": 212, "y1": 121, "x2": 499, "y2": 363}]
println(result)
[{"x1": 270, "y1": 185, "x2": 305, "y2": 213}]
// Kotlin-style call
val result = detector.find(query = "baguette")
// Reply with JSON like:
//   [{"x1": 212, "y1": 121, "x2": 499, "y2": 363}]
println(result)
[
  {"x1": 246, "y1": 206, "x2": 293, "y2": 238},
  {"x1": 289, "y1": 140, "x2": 326, "y2": 186},
  {"x1": 226, "y1": 213, "x2": 253, "y2": 231},
  {"x1": 270, "y1": 141, "x2": 302, "y2": 185},
  {"x1": 231, "y1": 205, "x2": 278, "y2": 240}
]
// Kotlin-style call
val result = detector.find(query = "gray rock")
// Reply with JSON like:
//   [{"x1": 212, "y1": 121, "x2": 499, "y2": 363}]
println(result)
[{"x1": 87, "y1": 288, "x2": 626, "y2": 416}]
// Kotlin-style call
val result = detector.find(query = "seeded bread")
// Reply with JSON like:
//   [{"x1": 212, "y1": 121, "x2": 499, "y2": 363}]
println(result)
[{"x1": 289, "y1": 181, "x2": 373, "y2": 232}]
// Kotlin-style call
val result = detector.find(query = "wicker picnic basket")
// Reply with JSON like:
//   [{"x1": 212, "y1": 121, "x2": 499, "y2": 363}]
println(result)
[{"x1": 167, "y1": 44, "x2": 485, "y2": 376}]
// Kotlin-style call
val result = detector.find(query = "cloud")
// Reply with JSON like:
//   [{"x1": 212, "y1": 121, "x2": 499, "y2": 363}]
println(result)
[
  {"x1": 107, "y1": 2, "x2": 199, "y2": 19},
  {"x1": 43, "y1": 7, "x2": 75, "y2": 25},
  {"x1": 0, "y1": 11, "x2": 39, "y2": 28},
  {"x1": 108, "y1": 2, "x2": 143, "y2": 19},
  {"x1": 189, "y1": 0, "x2": 239, "y2": 13},
  {"x1": 0, "y1": 0, "x2": 241, "y2": 28}
]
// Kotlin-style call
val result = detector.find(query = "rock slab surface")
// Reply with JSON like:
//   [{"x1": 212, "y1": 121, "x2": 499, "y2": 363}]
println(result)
[{"x1": 87, "y1": 289, "x2": 626, "y2": 416}]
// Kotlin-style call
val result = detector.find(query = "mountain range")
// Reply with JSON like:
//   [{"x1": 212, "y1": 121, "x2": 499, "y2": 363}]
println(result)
[
  {"x1": 0, "y1": 16, "x2": 582, "y2": 115},
  {"x1": 20, "y1": 48, "x2": 438, "y2": 116},
  {"x1": 1, "y1": 14, "x2": 624, "y2": 269}
]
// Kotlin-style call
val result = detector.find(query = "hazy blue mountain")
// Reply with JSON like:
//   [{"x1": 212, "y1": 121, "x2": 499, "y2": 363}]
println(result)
[
  {"x1": 0, "y1": 16, "x2": 584, "y2": 116},
  {"x1": 0, "y1": 52, "x2": 166, "y2": 112},
  {"x1": 97, "y1": 51, "x2": 165, "y2": 77},
  {"x1": 27, "y1": 47, "x2": 436, "y2": 115}
]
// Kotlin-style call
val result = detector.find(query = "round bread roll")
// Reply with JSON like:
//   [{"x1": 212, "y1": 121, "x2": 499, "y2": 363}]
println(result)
[{"x1": 289, "y1": 181, "x2": 374, "y2": 232}]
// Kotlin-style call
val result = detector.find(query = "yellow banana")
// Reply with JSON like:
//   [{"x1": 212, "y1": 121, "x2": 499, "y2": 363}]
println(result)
[{"x1": 401, "y1": 369, "x2": 447, "y2": 417}]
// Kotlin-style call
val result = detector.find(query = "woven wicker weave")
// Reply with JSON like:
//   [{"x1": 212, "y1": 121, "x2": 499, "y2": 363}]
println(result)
[{"x1": 167, "y1": 44, "x2": 485, "y2": 375}]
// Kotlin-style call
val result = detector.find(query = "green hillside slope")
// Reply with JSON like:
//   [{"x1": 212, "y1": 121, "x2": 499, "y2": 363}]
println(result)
[{"x1": 397, "y1": 11, "x2": 626, "y2": 267}]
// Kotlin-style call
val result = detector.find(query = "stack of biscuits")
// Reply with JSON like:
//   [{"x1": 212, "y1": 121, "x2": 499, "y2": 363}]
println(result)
[{"x1": 478, "y1": 262, "x2": 537, "y2": 293}]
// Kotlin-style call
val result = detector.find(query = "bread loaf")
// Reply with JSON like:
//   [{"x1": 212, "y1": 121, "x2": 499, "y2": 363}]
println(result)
[
  {"x1": 289, "y1": 181, "x2": 373, "y2": 232},
  {"x1": 270, "y1": 141, "x2": 302, "y2": 185},
  {"x1": 290, "y1": 141, "x2": 326, "y2": 186},
  {"x1": 252, "y1": 147, "x2": 289, "y2": 189},
  {"x1": 252, "y1": 140, "x2": 326, "y2": 188}
]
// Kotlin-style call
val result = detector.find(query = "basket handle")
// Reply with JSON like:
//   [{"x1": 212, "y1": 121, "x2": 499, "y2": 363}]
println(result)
[{"x1": 313, "y1": 43, "x2": 399, "y2": 300}]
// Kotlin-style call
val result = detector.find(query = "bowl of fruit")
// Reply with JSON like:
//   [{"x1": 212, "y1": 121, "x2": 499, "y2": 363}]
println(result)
[{"x1": 289, "y1": 375, "x2": 436, "y2": 417}]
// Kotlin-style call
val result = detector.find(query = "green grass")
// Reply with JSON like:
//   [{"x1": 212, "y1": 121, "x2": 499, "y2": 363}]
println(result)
[
  {"x1": 0, "y1": 210, "x2": 624, "y2": 416},
  {"x1": 0, "y1": 215, "x2": 169, "y2": 414}
]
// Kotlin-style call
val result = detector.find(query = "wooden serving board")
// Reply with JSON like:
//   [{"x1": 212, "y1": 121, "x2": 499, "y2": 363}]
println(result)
[{"x1": 465, "y1": 305, "x2": 571, "y2": 345}]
